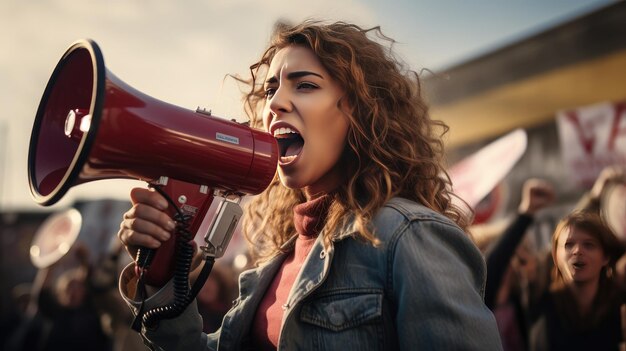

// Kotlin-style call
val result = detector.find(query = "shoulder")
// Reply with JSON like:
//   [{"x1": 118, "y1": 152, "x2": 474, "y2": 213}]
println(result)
[
  {"x1": 373, "y1": 197, "x2": 486, "y2": 290},
  {"x1": 372, "y1": 197, "x2": 465, "y2": 241},
  {"x1": 379, "y1": 197, "x2": 458, "y2": 223}
]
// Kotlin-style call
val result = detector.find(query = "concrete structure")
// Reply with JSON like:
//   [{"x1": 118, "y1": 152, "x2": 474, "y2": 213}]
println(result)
[{"x1": 425, "y1": 0, "x2": 626, "y2": 149}]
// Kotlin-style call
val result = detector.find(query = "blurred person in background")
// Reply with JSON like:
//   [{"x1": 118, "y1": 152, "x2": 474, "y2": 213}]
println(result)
[
  {"x1": 528, "y1": 210, "x2": 626, "y2": 351},
  {"x1": 90, "y1": 238, "x2": 145, "y2": 351},
  {"x1": 574, "y1": 165, "x2": 626, "y2": 292},
  {"x1": 483, "y1": 178, "x2": 556, "y2": 351},
  {"x1": 575, "y1": 165, "x2": 626, "y2": 215},
  {"x1": 5, "y1": 244, "x2": 112, "y2": 351}
]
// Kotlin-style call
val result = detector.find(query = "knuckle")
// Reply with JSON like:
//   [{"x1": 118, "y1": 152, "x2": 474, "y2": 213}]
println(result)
[
  {"x1": 118, "y1": 224, "x2": 126, "y2": 236},
  {"x1": 134, "y1": 203, "x2": 145, "y2": 215},
  {"x1": 128, "y1": 218, "x2": 139, "y2": 230}
]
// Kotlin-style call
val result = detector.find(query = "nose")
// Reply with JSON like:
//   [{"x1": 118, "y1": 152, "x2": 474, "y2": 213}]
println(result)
[
  {"x1": 268, "y1": 86, "x2": 292, "y2": 117},
  {"x1": 571, "y1": 244, "x2": 582, "y2": 255}
]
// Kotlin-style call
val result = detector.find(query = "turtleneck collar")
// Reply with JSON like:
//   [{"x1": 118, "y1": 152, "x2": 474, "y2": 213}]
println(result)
[{"x1": 293, "y1": 195, "x2": 331, "y2": 237}]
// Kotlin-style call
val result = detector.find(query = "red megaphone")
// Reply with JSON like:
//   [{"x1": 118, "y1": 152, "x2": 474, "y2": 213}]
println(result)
[{"x1": 28, "y1": 39, "x2": 278, "y2": 286}]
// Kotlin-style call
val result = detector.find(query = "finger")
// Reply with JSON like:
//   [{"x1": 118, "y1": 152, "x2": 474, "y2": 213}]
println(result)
[
  {"x1": 126, "y1": 204, "x2": 176, "y2": 234},
  {"x1": 117, "y1": 228, "x2": 139, "y2": 259},
  {"x1": 532, "y1": 187, "x2": 555, "y2": 201},
  {"x1": 121, "y1": 217, "x2": 172, "y2": 242},
  {"x1": 118, "y1": 226, "x2": 163, "y2": 250},
  {"x1": 130, "y1": 187, "x2": 169, "y2": 210},
  {"x1": 530, "y1": 182, "x2": 556, "y2": 198}
]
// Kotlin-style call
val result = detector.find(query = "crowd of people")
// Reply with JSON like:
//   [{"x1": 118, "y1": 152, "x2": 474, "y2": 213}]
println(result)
[
  {"x1": 482, "y1": 167, "x2": 626, "y2": 351},
  {"x1": 1, "y1": 228, "x2": 241, "y2": 351},
  {"x1": 1, "y1": 19, "x2": 625, "y2": 350}
]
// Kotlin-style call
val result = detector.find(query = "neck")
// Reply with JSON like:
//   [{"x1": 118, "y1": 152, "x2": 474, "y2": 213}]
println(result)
[
  {"x1": 303, "y1": 188, "x2": 326, "y2": 201},
  {"x1": 293, "y1": 194, "x2": 331, "y2": 237},
  {"x1": 304, "y1": 181, "x2": 340, "y2": 201}
]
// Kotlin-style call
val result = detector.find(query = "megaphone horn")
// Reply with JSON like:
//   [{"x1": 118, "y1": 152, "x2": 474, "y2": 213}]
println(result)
[{"x1": 28, "y1": 39, "x2": 278, "y2": 206}]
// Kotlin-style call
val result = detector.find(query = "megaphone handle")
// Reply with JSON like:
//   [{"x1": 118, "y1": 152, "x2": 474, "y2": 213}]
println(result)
[
  {"x1": 134, "y1": 184, "x2": 183, "y2": 270},
  {"x1": 134, "y1": 179, "x2": 217, "y2": 288},
  {"x1": 133, "y1": 183, "x2": 190, "y2": 285},
  {"x1": 131, "y1": 183, "x2": 195, "y2": 332}
]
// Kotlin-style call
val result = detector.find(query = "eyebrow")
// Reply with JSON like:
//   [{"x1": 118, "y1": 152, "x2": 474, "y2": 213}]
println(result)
[{"x1": 265, "y1": 70, "x2": 324, "y2": 84}]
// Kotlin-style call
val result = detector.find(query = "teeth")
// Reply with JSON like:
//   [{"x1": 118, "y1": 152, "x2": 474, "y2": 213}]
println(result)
[
  {"x1": 273, "y1": 127, "x2": 298, "y2": 137},
  {"x1": 280, "y1": 155, "x2": 297, "y2": 163}
]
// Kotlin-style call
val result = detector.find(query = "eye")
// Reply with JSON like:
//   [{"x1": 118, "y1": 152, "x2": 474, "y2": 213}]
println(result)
[
  {"x1": 297, "y1": 82, "x2": 318, "y2": 90},
  {"x1": 564, "y1": 242, "x2": 573, "y2": 249},
  {"x1": 264, "y1": 87, "x2": 277, "y2": 99},
  {"x1": 583, "y1": 242, "x2": 596, "y2": 249}
]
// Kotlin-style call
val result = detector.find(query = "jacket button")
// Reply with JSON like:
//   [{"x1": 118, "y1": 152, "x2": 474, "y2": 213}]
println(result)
[
  {"x1": 330, "y1": 312, "x2": 344, "y2": 326},
  {"x1": 319, "y1": 250, "x2": 326, "y2": 259}
]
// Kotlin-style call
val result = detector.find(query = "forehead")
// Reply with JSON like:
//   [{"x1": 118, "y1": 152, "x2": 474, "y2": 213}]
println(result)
[
  {"x1": 267, "y1": 45, "x2": 326, "y2": 76},
  {"x1": 558, "y1": 226, "x2": 598, "y2": 243}
]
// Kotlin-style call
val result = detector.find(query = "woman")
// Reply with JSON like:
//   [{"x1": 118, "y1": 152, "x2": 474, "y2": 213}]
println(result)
[
  {"x1": 117, "y1": 20, "x2": 502, "y2": 350},
  {"x1": 529, "y1": 211, "x2": 626, "y2": 351}
]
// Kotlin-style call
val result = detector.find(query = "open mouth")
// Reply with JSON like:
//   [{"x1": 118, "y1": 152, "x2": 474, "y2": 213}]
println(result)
[
  {"x1": 572, "y1": 262, "x2": 586, "y2": 269},
  {"x1": 274, "y1": 127, "x2": 304, "y2": 164}
]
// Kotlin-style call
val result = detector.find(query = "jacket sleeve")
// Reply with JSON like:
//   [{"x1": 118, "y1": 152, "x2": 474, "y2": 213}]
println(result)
[
  {"x1": 390, "y1": 218, "x2": 503, "y2": 350},
  {"x1": 118, "y1": 262, "x2": 219, "y2": 350}
]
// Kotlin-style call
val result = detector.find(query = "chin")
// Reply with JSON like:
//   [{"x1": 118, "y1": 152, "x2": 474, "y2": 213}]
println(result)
[
  {"x1": 277, "y1": 171, "x2": 305, "y2": 190},
  {"x1": 571, "y1": 276, "x2": 597, "y2": 285}
]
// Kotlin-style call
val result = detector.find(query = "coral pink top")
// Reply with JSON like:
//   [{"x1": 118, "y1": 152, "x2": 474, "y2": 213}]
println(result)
[{"x1": 251, "y1": 195, "x2": 330, "y2": 350}]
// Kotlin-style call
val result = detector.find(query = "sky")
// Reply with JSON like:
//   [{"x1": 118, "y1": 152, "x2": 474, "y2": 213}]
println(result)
[{"x1": 0, "y1": 0, "x2": 615, "y2": 211}]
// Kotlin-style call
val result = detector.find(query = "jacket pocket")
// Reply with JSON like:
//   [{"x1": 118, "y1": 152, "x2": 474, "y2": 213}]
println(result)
[{"x1": 300, "y1": 290, "x2": 383, "y2": 332}]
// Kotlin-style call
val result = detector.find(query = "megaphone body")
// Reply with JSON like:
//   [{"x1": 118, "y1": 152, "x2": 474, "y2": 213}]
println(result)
[{"x1": 29, "y1": 39, "x2": 278, "y2": 286}]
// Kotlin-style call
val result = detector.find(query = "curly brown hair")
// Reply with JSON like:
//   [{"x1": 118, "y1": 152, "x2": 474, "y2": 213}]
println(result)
[{"x1": 239, "y1": 20, "x2": 470, "y2": 262}]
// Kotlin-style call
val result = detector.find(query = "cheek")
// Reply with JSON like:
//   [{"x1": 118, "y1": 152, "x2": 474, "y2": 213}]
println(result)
[
  {"x1": 261, "y1": 105, "x2": 271, "y2": 132},
  {"x1": 556, "y1": 249, "x2": 569, "y2": 267},
  {"x1": 329, "y1": 121, "x2": 348, "y2": 147},
  {"x1": 320, "y1": 122, "x2": 348, "y2": 158},
  {"x1": 327, "y1": 113, "x2": 349, "y2": 144},
  {"x1": 307, "y1": 107, "x2": 348, "y2": 146}
]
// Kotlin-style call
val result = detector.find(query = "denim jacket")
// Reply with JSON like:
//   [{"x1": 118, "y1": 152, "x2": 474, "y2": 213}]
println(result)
[{"x1": 120, "y1": 197, "x2": 503, "y2": 350}]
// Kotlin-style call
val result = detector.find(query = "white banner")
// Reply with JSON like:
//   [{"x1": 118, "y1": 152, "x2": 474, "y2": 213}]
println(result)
[
  {"x1": 449, "y1": 129, "x2": 527, "y2": 222},
  {"x1": 556, "y1": 101, "x2": 626, "y2": 187}
]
